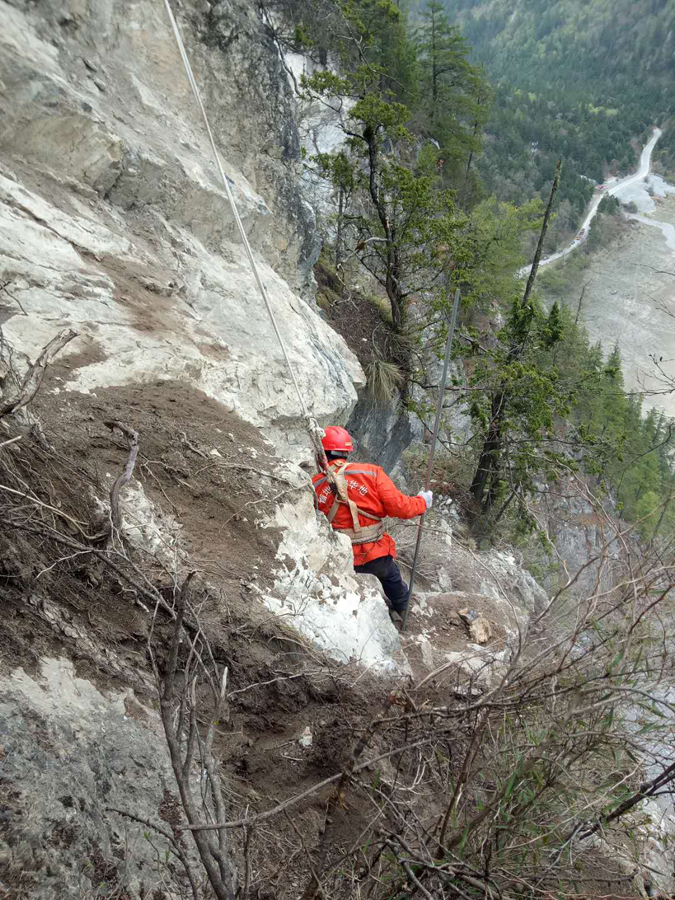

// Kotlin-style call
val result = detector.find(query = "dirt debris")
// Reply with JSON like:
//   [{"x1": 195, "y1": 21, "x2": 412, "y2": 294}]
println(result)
[
  {"x1": 0, "y1": 380, "x2": 399, "y2": 898},
  {"x1": 314, "y1": 259, "x2": 398, "y2": 373}
]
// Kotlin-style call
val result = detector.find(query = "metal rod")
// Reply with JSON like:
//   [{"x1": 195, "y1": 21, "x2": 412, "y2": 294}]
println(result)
[{"x1": 401, "y1": 288, "x2": 461, "y2": 632}]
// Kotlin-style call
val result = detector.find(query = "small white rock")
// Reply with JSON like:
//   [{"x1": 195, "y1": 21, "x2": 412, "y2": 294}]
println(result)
[
  {"x1": 298, "y1": 726, "x2": 313, "y2": 748},
  {"x1": 416, "y1": 637, "x2": 435, "y2": 670}
]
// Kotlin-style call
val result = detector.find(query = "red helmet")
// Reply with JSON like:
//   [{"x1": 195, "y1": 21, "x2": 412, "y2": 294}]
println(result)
[{"x1": 321, "y1": 426, "x2": 353, "y2": 453}]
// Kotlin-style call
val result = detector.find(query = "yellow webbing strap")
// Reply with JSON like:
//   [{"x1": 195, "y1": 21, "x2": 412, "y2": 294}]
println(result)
[
  {"x1": 324, "y1": 461, "x2": 382, "y2": 537},
  {"x1": 338, "y1": 522, "x2": 386, "y2": 546},
  {"x1": 331, "y1": 459, "x2": 361, "y2": 532}
]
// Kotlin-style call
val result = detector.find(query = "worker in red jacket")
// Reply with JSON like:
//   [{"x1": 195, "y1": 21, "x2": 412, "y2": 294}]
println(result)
[{"x1": 312, "y1": 426, "x2": 432, "y2": 618}]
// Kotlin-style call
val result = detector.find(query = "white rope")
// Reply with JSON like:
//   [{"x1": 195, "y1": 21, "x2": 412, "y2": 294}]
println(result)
[{"x1": 162, "y1": 0, "x2": 312, "y2": 421}]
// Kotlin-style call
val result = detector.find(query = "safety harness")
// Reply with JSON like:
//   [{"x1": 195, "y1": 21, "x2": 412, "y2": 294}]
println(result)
[{"x1": 325, "y1": 460, "x2": 385, "y2": 546}]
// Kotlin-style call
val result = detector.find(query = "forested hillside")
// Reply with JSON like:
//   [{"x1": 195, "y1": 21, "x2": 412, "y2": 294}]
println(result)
[
  {"x1": 264, "y1": 0, "x2": 675, "y2": 543},
  {"x1": 437, "y1": 0, "x2": 675, "y2": 107},
  {"x1": 417, "y1": 0, "x2": 675, "y2": 238}
]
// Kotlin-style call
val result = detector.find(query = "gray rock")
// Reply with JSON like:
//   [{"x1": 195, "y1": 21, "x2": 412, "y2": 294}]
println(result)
[
  {"x1": 0, "y1": 0, "x2": 365, "y2": 462},
  {"x1": 417, "y1": 637, "x2": 435, "y2": 670},
  {"x1": 0, "y1": 658, "x2": 201, "y2": 899},
  {"x1": 457, "y1": 607, "x2": 479, "y2": 624},
  {"x1": 347, "y1": 391, "x2": 414, "y2": 475}
]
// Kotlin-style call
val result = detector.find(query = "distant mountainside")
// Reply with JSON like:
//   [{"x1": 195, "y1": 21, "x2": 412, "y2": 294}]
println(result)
[
  {"x1": 439, "y1": 0, "x2": 675, "y2": 167},
  {"x1": 408, "y1": 0, "x2": 675, "y2": 239},
  {"x1": 440, "y1": 0, "x2": 674, "y2": 101}
]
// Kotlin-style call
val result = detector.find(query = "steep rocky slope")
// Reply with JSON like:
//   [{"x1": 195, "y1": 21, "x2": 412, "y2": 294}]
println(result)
[
  {"x1": 1, "y1": 0, "x2": 362, "y2": 448},
  {"x1": 0, "y1": 0, "x2": 400, "y2": 663},
  {"x1": 0, "y1": 2, "x2": 536, "y2": 894},
  {"x1": 2, "y1": 2, "x2": 674, "y2": 898},
  {"x1": 0, "y1": 387, "x2": 542, "y2": 897}
]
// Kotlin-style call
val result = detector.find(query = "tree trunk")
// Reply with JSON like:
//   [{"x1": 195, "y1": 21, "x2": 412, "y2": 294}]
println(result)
[
  {"x1": 364, "y1": 128, "x2": 406, "y2": 335},
  {"x1": 385, "y1": 246, "x2": 405, "y2": 332},
  {"x1": 470, "y1": 390, "x2": 505, "y2": 512},
  {"x1": 574, "y1": 281, "x2": 589, "y2": 326},
  {"x1": 522, "y1": 159, "x2": 561, "y2": 306},
  {"x1": 431, "y1": 9, "x2": 438, "y2": 127},
  {"x1": 335, "y1": 186, "x2": 344, "y2": 277}
]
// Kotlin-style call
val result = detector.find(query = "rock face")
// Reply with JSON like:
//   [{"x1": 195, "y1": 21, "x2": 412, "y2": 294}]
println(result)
[
  {"x1": 285, "y1": 49, "x2": 353, "y2": 230},
  {"x1": 535, "y1": 476, "x2": 627, "y2": 597},
  {"x1": 0, "y1": 658, "x2": 195, "y2": 899},
  {"x1": 0, "y1": 0, "x2": 411, "y2": 684},
  {"x1": 0, "y1": 0, "x2": 363, "y2": 461},
  {"x1": 0, "y1": 0, "x2": 419, "y2": 681},
  {"x1": 263, "y1": 493, "x2": 410, "y2": 675},
  {"x1": 347, "y1": 392, "x2": 415, "y2": 476}
]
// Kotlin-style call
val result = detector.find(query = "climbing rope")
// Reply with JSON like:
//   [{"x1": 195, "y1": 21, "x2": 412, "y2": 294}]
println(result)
[{"x1": 162, "y1": 0, "x2": 328, "y2": 470}]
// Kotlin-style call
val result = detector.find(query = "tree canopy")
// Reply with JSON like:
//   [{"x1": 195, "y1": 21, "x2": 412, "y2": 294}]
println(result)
[{"x1": 269, "y1": 0, "x2": 675, "y2": 542}]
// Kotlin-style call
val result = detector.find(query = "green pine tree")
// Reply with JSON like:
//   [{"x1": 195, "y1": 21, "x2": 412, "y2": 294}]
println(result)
[{"x1": 415, "y1": 1, "x2": 491, "y2": 183}]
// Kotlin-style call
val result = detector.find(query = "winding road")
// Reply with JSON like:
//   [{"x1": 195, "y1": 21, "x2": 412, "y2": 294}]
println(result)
[{"x1": 520, "y1": 127, "x2": 662, "y2": 277}]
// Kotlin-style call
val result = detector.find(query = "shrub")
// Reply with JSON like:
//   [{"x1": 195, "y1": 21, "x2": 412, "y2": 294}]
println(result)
[{"x1": 366, "y1": 358, "x2": 403, "y2": 404}]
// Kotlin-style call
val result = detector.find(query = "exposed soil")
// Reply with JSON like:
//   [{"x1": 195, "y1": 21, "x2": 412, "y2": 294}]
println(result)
[
  {"x1": 0, "y1": 376, "x2": 401, "y2": 898},
  {"x1": 35, "y1": 376, "x2": 282, "y2": 595},
  {"x1": 314, "y1": 259, "x2": 397, "y2": 372}
]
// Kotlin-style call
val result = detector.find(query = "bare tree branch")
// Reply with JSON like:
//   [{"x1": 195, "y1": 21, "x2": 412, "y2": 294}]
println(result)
[
  {"x1": 104, "y1": 420, "x2": 140, "y2": 537},
  {"x1": 0, "y1": 327, "x2": 77, "y2": 419}
]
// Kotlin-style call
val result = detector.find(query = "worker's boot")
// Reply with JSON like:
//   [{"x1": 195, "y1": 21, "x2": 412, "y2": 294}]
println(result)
[{"x1": 389, "y1": 605, "x2": 407, "y2": 629}]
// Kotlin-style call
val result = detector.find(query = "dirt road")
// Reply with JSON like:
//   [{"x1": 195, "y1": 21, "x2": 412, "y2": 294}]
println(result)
[{"x1": 520, "y1": 128, "x2": 662, "y2": 277}]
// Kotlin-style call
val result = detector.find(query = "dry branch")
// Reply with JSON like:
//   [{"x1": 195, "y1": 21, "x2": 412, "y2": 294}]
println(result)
[
  {"x1": 384, "y1": 840, "x2": 437, "y2": 900},
  {"x1": 105, "y1": 806, "x2": 201, "y2": 900},
  {"x1": 183, "y1": 733, "x2": 454, "y2": 833},
  {"x1": 151, "y1": 575, "x2": 237, "y2": 900},
  {"x1": 104, "y1": 420, "x2": 140, "y2": 535},
  {"x1": 0, "y1": 328, "x2": 76, "y2": 419},
  {"x1": 301, "y1": 694, "x2": 397, "y2": 899}
]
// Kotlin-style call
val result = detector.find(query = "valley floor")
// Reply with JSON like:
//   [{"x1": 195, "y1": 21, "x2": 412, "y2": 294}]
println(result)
[{"x1": 542, "y1": 179, "x2": 675, "y2": 416}]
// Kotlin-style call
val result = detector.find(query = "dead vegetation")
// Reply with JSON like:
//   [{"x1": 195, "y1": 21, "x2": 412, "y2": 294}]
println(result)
[
  {"x1": 314, "y1": 257, "x2": 405, "y2": 405},
  {"x1": 1, "y1": 344, "x2": 675, "y2": 900},
  {"x1": 149, "y1": 513, "x2": 675, "y2": 900}
]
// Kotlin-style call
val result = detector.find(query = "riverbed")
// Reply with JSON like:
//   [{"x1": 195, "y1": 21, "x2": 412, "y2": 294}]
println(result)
[{"x1": 542, "y1": 175, "x2": 675, "y2": 417}]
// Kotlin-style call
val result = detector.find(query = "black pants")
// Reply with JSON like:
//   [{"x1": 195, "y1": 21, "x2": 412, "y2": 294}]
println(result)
[{"x1": 354, "y1": 555, "x2": 409, "y2": 613}]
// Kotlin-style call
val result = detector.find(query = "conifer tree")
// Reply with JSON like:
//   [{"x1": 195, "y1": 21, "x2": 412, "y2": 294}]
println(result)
[
  {"x1": 302, "y1": 0, "x2": 474, "y2": 345},
  {"x1": 415, "y1": 1, "x2": 490, "y2": 180},
  {"x1": 466, "y1": 293, "x2": 568, "y2": 530}
]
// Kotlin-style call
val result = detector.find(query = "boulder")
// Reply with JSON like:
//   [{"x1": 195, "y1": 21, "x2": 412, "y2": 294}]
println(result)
[
  {"x1": 458, "y1": 607, "x2": 493, "y2": 645},
  {"x1": 263, "y1": 493, "x2": 411, "y2": 675},
  {"x1": 0, "y1": 658, "x2": 200, "y2": 899}
]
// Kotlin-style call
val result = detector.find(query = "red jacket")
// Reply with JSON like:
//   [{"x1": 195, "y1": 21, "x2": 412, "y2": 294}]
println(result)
[{"x1": 312, "y1": 460, "x2": 426, "y2": 566}]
